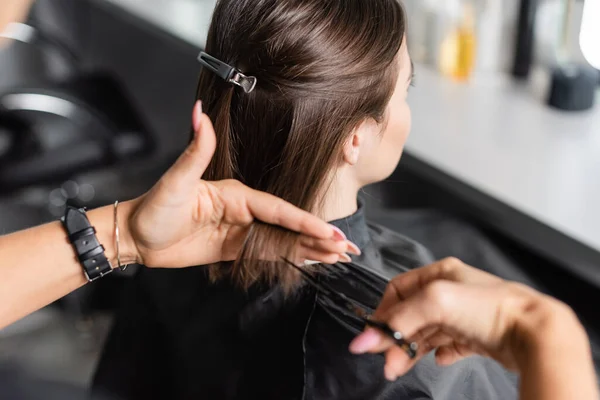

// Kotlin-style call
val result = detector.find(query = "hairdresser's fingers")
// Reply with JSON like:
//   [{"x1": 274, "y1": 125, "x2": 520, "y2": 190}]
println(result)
[
  {"x1": 225, "y1": 232, "x2": 348, "y2": 265},
  {"x1": 414, "y1": 328, "x2": 477, "y2": 362},
  {"x1": 350, "y1": 328, "x2": 446, "y2": 381},
  {"x1": 295, "y1": 248, "x2": 344, "y2": 266},
  {"x1": 227, "y1": 184, "x2": 346, "y2": 242},
  {"x1": 298, "y1": 236, "x2": 345, "y2": 254},
  {"x1": 213, "y1": 179, "x2": 342, "y2": 241},
  {"x1": 382, "y1": 345, "x2": 418, "y2": 380},
  {"x1": 348, "y1": 328, "x2": 439, "y2": 381},
  {"x1": 418, "y1": 329, "x2": 455, "y2": 353},
  {"x1": 163, "y1": 102, "x2": 217, "y2": 187},
  {"x1": 434, "y1": 343, "x2": 477, "y2": 367},
  {"x1": 379, "y1": 330, "x2": 474, "y2": 380},
  {"x1": 352, "y1": 281, "x2": 498, "y2": 356},
  {"x1": 299, "y1": 236, "x2": 361, "y2": 257},
  {"x1": 389, "y1": 327, "x2": 472, "y2": 370},
  {"x1": 375, "y1": 258, "x2": 502, "y2": 321},
  {"x1": 381, "y1": 340, "x2": 477, "y2": 381},
  {"x1": 407, "y1": 326, "x2": 448, "y2": 355}
]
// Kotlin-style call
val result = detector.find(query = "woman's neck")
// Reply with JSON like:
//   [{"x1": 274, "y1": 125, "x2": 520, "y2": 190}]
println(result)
[{"x1": 318, "y1": 173, "x2": 360, "y2": 222}]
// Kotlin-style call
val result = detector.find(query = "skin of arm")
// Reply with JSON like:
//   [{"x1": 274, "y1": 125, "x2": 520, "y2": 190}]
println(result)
[
  {"x1": 515, "y1": 296, "x2": 598, "y2": 400},
  {"x1": 0, "y1": 202, "x2": 138, "y2": 330},
  {"x1": 351, "y1": 259, "x2": 599, "y2": 400},
  {"x1": 0, "y1": 104, "x2": 356, "y2": 330},
  {"x1": 0, "y1": 0, "x2": 121, "y2": 328}
]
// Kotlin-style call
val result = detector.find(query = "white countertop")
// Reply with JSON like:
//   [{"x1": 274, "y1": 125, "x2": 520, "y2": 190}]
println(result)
[
  {"x1": 407, "y1": 67, "x2": 600, "y2": 253},
  {"x1": 99, "y1": 0, "x2": 600, "y2": 255}
]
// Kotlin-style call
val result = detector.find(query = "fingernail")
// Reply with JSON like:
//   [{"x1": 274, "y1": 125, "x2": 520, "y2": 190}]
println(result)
[
  {"x1": 339, "y1": 253, "x2": 352, "y2": 263},
  {"x1": 347, "y1": 242, "x2": 361, "y2": 256},
  {"x1": 349, "y1": 329, "x2": 382, "y2": 354},
  {"x1": 193, "y1": 101, "x2": 203, "y2": 132},
  {"x1": 330, "y1": 225, "x2": 347, "y2": 241}
]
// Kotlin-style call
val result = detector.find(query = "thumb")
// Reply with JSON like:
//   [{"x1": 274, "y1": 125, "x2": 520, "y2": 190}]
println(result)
[{"x1": 165, "y1": 101, "x2": 217, "y2": 184}]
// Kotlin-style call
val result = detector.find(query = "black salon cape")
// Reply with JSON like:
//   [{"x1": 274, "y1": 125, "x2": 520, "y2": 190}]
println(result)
[{"x1": 92, "y1": 205, "x2": 517, "y2": 400}]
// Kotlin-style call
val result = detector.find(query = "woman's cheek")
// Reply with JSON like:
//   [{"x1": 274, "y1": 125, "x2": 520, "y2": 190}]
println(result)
[{"x1": 389, "y1": 101, "x2": 411, "y2": 149}]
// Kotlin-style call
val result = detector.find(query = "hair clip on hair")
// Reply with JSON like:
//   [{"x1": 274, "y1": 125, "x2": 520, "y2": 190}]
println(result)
[{"x1": 197, "y1": 52, "x2": 257, "y2": 94}]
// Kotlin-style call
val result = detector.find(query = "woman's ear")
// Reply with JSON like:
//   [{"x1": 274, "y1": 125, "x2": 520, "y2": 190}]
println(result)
[
  {"x1": 343, "y1": 119, "x2": 378, "y2": 166},
  {"x1": 343, "y1": 132, "x2": 361, "y2": 166}
]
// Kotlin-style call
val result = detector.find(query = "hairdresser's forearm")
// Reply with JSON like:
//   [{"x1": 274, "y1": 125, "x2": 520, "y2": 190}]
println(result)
[
  {"x1": 0, "y1": 202, "x2": 137, "y2": 330},
  {"x1": 517, "y1": 302, "x2": 599, "y2": 400}
]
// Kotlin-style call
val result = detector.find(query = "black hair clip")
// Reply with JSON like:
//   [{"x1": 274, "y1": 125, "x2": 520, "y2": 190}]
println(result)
[
  {"x1": 281, "y1": 258, "x2": 418, "y2": 359},
  {"x1": 198, "y1": 52, "x2": 257, "y2": 94}
]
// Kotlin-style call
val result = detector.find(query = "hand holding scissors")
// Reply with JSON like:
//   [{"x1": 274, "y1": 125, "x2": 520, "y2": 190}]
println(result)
[{"x1": 348, "y1": 258, "x2": 598, "y2": 400}]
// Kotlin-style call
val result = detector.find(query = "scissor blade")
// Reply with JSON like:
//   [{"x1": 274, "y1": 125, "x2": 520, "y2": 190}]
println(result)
[
  {"x1": 281, "y1": 258, "x2": 333, "y2": 296},
  {"x1": 281, "y1": 258, "x2": 376, "y2": 316}
]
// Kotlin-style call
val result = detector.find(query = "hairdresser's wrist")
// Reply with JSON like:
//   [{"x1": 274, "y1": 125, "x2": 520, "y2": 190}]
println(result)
[
  {"x1": 513, "y1": 295, "x2": 589, "y2": 372},
  {"x1": 87, "y1": 200, "x2": 140, "y2": 270},
  {"x1": 512, "y1": 296, "x2": 597, "y2": 399}
]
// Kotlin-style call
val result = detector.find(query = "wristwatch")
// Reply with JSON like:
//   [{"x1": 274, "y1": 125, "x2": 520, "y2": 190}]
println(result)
[{"x1": 61, "y1": 206, "x2": 113, "y2": 282}]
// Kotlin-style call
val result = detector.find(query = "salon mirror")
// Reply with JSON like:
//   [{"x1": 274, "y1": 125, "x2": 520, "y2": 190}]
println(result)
[{"x1": 580, "y1": 0, "x2": 600, "y2": 69}]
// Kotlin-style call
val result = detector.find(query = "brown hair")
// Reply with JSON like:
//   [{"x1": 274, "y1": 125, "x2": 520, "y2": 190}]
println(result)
[{"x1": 195, "y1": 0, "x2": 406, "y2": 289}]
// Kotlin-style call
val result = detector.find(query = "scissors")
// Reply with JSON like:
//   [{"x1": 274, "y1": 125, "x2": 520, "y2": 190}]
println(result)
[{"x1": 281, "y1": 258, "x2": 418, "y2": 359}]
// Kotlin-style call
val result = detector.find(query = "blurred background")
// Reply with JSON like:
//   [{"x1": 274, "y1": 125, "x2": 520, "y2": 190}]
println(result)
[{"x1": 0, "y1": 0, "x2": 599, "y2": 394}]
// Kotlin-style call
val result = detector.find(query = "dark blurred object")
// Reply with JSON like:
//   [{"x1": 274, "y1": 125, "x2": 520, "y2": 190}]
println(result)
[
  {"x1": 0, "y1": 363, "x2": 115, "y2": 400},
  {"x1": 512, "y1": 0, "x2": 538, "y2": 79},
  {"x1": 0, "y1": 8, "x2": 154, "y2": 342},
  {"x1": 545, "y1": 0, "x2": 596, "y2": 112},
  {"x1": 548, "y1": 64, "x2": 597, "y2": 111},
  {"x1": 0, "y1": 7, "x2": 81, "y2": 92},
  {"x1": 0, "y1": 5, "x2": 154, "y2": 194},
  {"x1": 0, "y1": 72, "x2": 154, "y2": 192}
]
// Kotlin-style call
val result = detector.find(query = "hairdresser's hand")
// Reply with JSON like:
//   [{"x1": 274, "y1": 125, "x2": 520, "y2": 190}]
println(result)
[
  {"x1": 349, "y1": 258, "x2": 591, "y2": 383},
  {"x1": 119, "y1": 101, "x2": 358, "y2": 269}
]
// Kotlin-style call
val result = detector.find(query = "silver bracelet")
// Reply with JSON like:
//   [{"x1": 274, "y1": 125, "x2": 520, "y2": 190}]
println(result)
[{"x1": 114, "y1": 201, "x2": 129, "y2": 272}]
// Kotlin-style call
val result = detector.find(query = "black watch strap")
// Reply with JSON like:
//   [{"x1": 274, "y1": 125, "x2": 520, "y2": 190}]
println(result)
[{"x1": 62, "y1": 206, "x2": 113, "y2": 282}]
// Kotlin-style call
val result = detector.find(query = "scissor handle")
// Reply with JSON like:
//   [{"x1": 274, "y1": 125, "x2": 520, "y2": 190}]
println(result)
[{"x1": 365, "y1": 319, "x2": 419, "y2": 359}]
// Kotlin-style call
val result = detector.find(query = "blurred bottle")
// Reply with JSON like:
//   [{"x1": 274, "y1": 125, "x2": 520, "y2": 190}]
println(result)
[
  {"x1": 405, "y1": 0, "x2": 523, "y2": 77},
  {"x1": 438, "y1": 0, "x2": 477, "y2": 81},
  {"x1": 512, "y1": 0, "x2": 539, "y2": 78}
]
